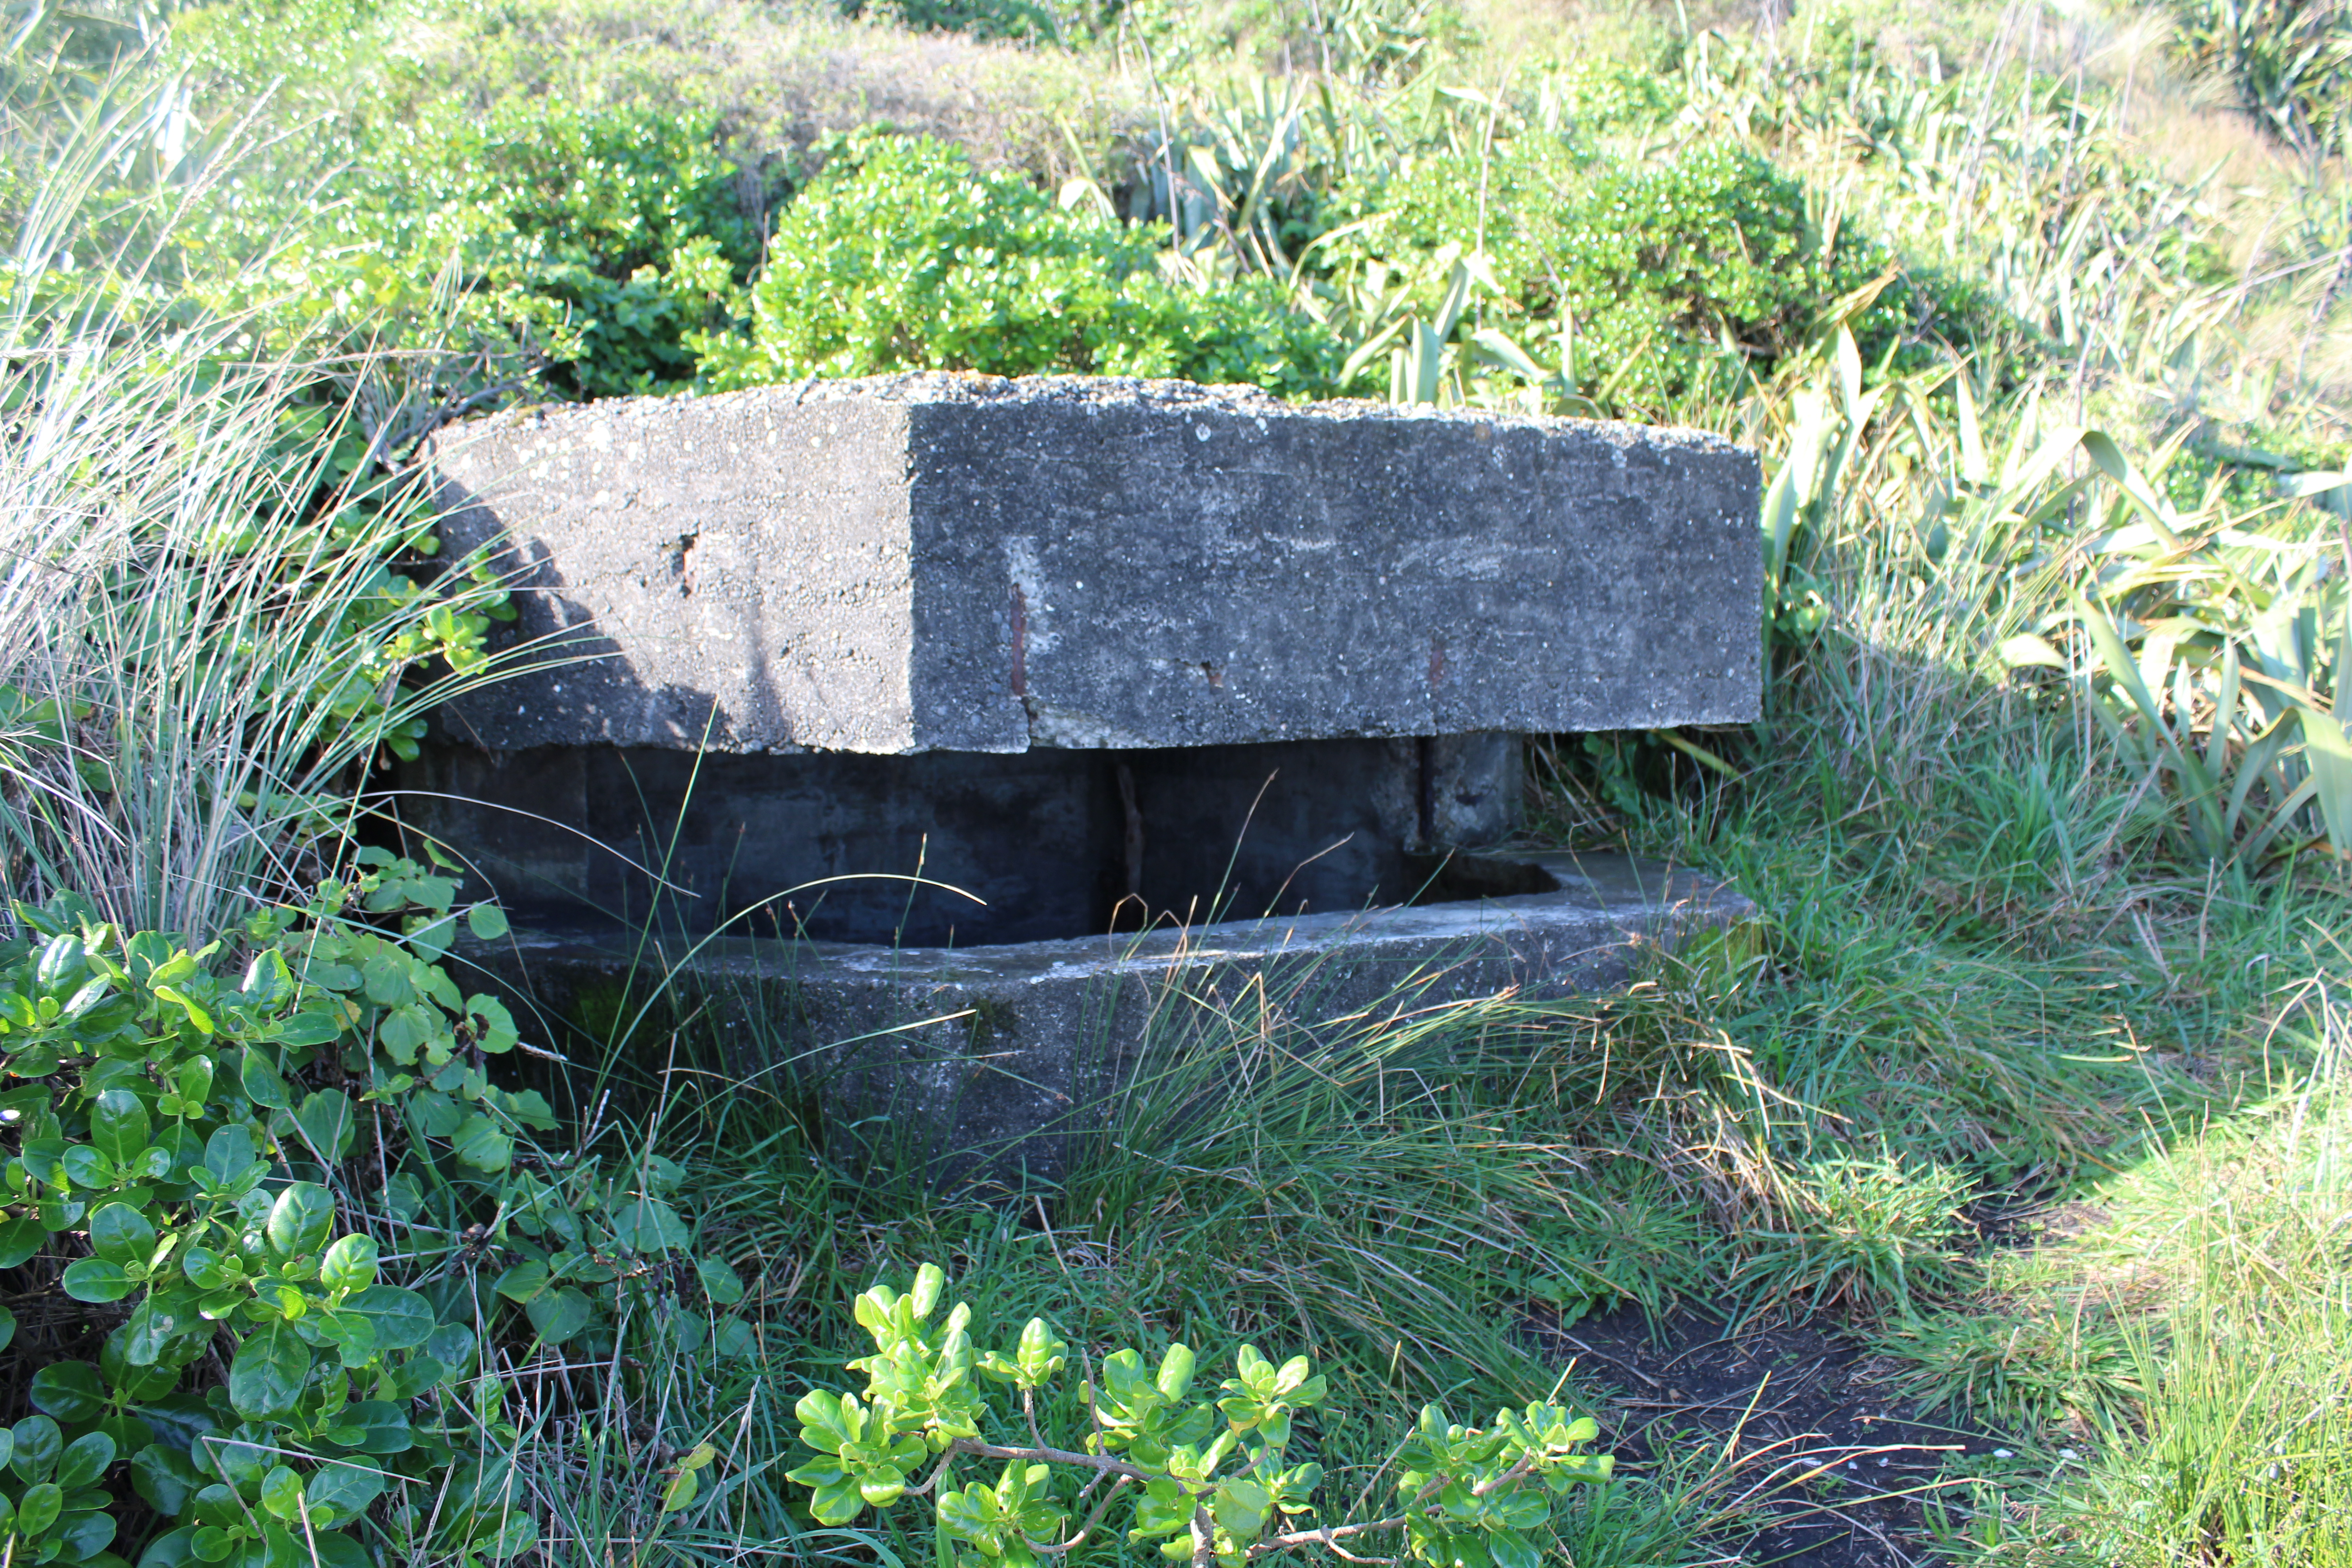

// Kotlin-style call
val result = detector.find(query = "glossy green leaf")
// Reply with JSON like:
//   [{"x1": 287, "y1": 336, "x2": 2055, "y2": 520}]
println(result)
[
  {"x1": 14, "y1": 1480, "x2": 62, "y2": 1539},
  {"x1": 125, "y1": 1294, "x2": 202, "y2": 1365},
  {"x1": 304, "y1": 1460, "x2": 387, "y2": 1526},
  {"x1": 88, "y1": 1088, "x2": 152, "y2": 1166},
  {"x1": 795, "y1": 1390, "x2": 862, "y2": 1453},
  {"x1": 307, "y1": 1530, "x2": 373, "y2": 1568},
  {"x1": 138, "y1": 1525, "x2": 201, "y2": 1568},
  {"x1": 0, "y1": 1215, "x2": 42, "y2": 1268},
  {"x1": 1488, "y1": 1528, "x2": 1539, "y2": 1568},
  {"x1": 1157, "y1": 1343, "x2": 1196, "y2": 1401},
  {"x1": 265, "y1": 1182, "x2": 335, "y2": 1260},
  {"x1": 239, "y1": 1047, "x2": 293, "y2": 1111},
  {"x1": 319, "y1": 1234, "x2": 379, "y2": 1292},
  {"x1": 60, "y1": 1257, "x2": 134, "y2": 1303},
  {"x1": 133, "y1": 1445, "x2": 210, "y2": 1518},
  {"x1": 37, "y1": 934, "x2": 87, "y2": 990},
  {"x1": 319, "y1": 1401, "x2": 412, "y2": 1455},
  {"x1": 10, "y1": 1414, "x2": 62, "y2": 1482},
  {"x1": 153, "y1": 983, "x2": 217, "y2": 1036},
  {"x1": 343, "y1": 1285, "x2": 436, "y2": 1350},
  {"x1": 180, "y1": 1246, "x2": 233, "y2": 1291},
  {"x1": 29, "y1": 1362, "x2": 105, "y2": 1424},
  {"x1": 54, "y1": 1431, "x2": 115, "y2": 1491},
  {"x1": 228, "y1": 1322, "x2": 311, "y2": 1420},
  {"x1": 201, "y1": 1124, "x2": 260, "y2": 1186},
  {"x1": 88, "y1": 1200, "x2": 158, "y2": 1264},
  {"x1": 306, "y1": 1308, "x2": 380, "y2": 1367},
  {"x1": 260, "y1": 1464, "x2": 306, "y2": 1522}
]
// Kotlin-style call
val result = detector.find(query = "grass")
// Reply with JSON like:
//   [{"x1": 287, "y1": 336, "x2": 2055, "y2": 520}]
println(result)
[
  {"x1": 554, "y1": 736, "x2": 2342, "y2": 1563},
  {"x1": 1875, "y1": 1301, "x2": 2144, "y2": 1434},
  {"x1": 1916, "y1": 984, "x2": 2352, "y2": 1564},
  {"x1": 0, "y1": 67, "x2": 519, "y2": 941},
  {"x1": 5, "y1": 0, "x2": 2352, "y2": 1565}
]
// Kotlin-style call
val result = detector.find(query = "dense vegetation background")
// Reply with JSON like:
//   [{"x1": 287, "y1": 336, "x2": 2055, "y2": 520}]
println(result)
[{"x1": 1, "y1": 1, "x2": 2348, "y2": 1566}]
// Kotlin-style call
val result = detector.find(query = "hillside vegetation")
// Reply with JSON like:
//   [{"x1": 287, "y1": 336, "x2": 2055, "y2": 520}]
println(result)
[{"x1": 1, "y1": 1, "x2": 2349, "y2": 1566}]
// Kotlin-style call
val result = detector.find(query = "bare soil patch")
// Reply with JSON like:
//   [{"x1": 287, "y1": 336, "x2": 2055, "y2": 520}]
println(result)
[{"x1": 1543, "y1": 1305, "x2": 2006, "y2": 1568}]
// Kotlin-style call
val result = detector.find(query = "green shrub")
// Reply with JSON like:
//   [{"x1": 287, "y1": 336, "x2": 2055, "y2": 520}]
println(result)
[
  {"x1": 171, "y1": 97, "x2": 761, "y2": 401},
  {"x1": 790, "y1": 1264, "x2": 1615, "y2": 1568},
  {"x1": 699, "y1": 135, "x2": 1340, "y2": 397},
  {"x1": 1316, "y1": 127, "x2": 2018, "y2": 414},
  {"x1": 838, "y1": 0, "x2": 1066, "y2": 43},
  {"x1": 1326, "y1": 136, "x2": 1980, "y2": 406},
  {"x1": 348, "y1": 98, "x2": 763, "y2": 399},
  {"x1": 0, "y1": 868, "x2": 744, "y2": 1568}
]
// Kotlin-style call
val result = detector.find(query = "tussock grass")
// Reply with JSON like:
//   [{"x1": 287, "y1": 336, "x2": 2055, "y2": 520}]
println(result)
[{"x1": 0, "y1": 64, "x2": 520, "y2": 941}]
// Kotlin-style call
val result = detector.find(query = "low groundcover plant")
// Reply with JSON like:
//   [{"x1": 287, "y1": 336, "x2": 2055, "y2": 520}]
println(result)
[{"x1": 790, "y1": 1263, "x2": 1613, "y2": 1568}]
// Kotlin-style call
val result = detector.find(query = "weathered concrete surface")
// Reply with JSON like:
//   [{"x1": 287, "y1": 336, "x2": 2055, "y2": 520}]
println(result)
[
  {"x1": 430, "y1": 375, "x2": 1761, "y2": 755},
  {"x1": 470, "y1": 852, "x2": 1754, "y2": 1184},
  {"x1": 401, "y1": 733, "x2": 1522, "y2": 944}
]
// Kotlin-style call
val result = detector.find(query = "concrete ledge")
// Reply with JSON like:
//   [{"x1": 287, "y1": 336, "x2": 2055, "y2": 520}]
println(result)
[
  {"x1": 430, "y1": 375, "x2": 1762, "y2": 755},
  {"x1": 472, "y1": 853, "x2": 1754, "y2": 1185}
]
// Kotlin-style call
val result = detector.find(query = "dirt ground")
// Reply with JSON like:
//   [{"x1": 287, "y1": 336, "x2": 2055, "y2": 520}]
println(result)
[{"x1": 1543, "y1": 1306, "x2": 2002, "y2": 1568}]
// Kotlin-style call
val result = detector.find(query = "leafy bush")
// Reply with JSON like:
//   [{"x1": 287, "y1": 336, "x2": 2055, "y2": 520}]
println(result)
[
  {"x1": 1, "y1": 78, "x2": 745, "y2": 1530},
  {"x1": 172, "y1": 96, "x2": 761, "y2": 402},
  {"x1": 699, "y1": 135, "x2": 1341, "y2": 397},
  {"x1": 1319, "y1": 136, "x2": 1979, "y2": 407},
  {"x1": 791, "y1": 1264, "x2": 1614, "y2": 1568},
  {"x1": 838, "y1": 0, "x2": 1066, "y2": 44},
  {"x1": 0, "y1": 866, "x2": 745, "y2": 1568},
  {"x1": 0, "y1": 887, "x2": 507, "y2": 1568}
]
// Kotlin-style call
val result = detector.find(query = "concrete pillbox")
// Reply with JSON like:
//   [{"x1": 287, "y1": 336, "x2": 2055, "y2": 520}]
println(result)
[{"x1": 419, "y1": 375, "x2": 1766, "y2": 1183}]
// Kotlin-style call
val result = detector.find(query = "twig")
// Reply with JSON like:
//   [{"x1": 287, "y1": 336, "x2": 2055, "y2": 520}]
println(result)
[
  {"x1": 1024, "y1": 1476, "x2": 1130, "y2": 1556},
  {"x1": 900, "y1": 1447, "x2": 959, "y2": 1500},
  {"x1": 1253, "y1": 1513, "x2": 1413, "y2": 1553},
  {"x1": 951, "y1": 1438, "x2": 1155, "y2": 1484}
]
